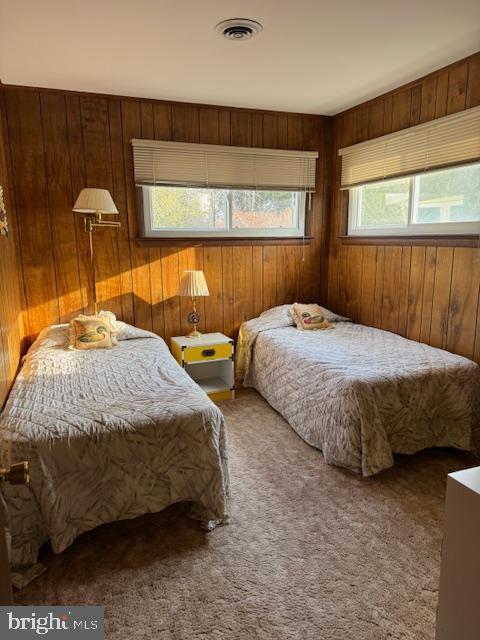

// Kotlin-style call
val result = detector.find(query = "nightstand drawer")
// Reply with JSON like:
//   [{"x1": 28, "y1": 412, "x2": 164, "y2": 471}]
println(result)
[
  {"x1": 209, "y1": 389, "x2": 234, "y2": 403},
  {"x1": 183, "y1": 342, "x2": 232, "y2": 363}
]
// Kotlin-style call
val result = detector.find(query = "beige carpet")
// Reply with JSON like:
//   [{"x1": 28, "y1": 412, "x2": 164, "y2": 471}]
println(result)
[{"x1": 16, "y1": 389, "x2": 476, "y2": 639}]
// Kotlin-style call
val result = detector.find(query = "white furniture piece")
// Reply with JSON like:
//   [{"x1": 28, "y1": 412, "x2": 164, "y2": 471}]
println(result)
[
  {"x1": 171, "y1": 332, "x2": 234, "y2": 403},
  {"x1": 436, "y1": 466, "x2": 480, "y2": 640}
]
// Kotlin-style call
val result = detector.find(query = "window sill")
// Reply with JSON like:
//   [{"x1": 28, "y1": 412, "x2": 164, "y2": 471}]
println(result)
[
  {"x1": 136, "y1": 236, "x2": 313, "y2": 247},
  {"x1": 340, "y1": 234, "x2": 480, "y2": 247}
]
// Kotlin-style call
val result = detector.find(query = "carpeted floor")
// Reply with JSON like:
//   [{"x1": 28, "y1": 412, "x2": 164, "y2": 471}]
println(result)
[{"x1": 16, "y1": 389, "x2": 476, "y2": 639}]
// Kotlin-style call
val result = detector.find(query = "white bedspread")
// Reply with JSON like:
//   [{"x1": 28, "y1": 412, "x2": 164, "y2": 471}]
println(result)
[
  {"x1": 237, "y1": 315, "x2": 480, "y2": 476},
  {"x1": 0, "y1": 324, "x2": 229, "y2": 566}
]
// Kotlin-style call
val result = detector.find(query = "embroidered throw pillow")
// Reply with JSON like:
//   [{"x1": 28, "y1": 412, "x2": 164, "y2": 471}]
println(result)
[
  {"x1": 291, "y1": 303, "x2": 332, "y2": 331},
  {"x1": 69, "y1": 314, "x2": 114, "y2": 350}
]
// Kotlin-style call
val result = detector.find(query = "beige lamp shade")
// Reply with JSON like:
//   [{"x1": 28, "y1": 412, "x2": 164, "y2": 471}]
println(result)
[
  {"x1": 72, "y1": 188, "x2": 119, "y2": 214},
  {"x1": 178, "y1": 270, "x2": 210, "y2": 297}
]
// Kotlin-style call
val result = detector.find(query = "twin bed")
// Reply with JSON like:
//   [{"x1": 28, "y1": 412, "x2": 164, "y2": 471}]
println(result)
[
  {"x1": 0, "y1": 323, "x2": 228, "y2": 567},
  {"x1": 1, "y1": 305, "x2": 479, "y2": 570},
  {"x1": 236, "y1": 305, "x2": 480, "y2": 477}
]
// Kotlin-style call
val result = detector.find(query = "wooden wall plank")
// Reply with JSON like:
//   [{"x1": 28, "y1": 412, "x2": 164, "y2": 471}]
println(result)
[
  {"x1": 446, "y1": 249, "x2": 480, "y2": 358},
  {"x1": 160, "y1": 248, "x2": 180, "y2": 344},
  {"x1": 121, "y1": 99, "x2": 153, "y2": 331},
  {"x1": 429, "y1": 247, "x2": 453, "y2": 348},
  {"x1": 372, "y1": 246, "x2": 385, "y2": 327},
  {"x1": 263, "y1": 246, "x2": 277, "y2": 309},
  {"x1": 301, "y1": 114, "x2": 324, "y2": 303},
  {"x1": 0, "y1": 88, "x2": 23, "y2": 406},
  {"x1": 466, "y1": 56, "x2": 480, "y2": 108},
  {"x1": 419, "y1": 247, "x2": 436, "y2": 344},
  {"x1": 80, "y1": 95, "x2": 122, "y2": 317},
  {"x1": 277, "y1": 115, "x2": 288, "y2": 149},
  {"x1": 252, "y1": 246, "x2": 264, "y2": 316},
  {"x1": 141, "y1": 101, "x2": 164, "y2": 338},
  {"x1": 263, "y1": 114, "x2": 278, "y2": 149},
  {"x1": 345, "y1": 246, "x2": 361, "y2": 320},
  {"x1": 276, "y1": 246, "x2": 287, "y2": 305},
  {"x1": 6, "y1": 88, "x2": 59, "y2": 337},
  {"x1": 419, "y1": 76, "x2": 437, "y2": 123},
  {"x1": 231, "y1": 112, "x2": 252, "y2": 147},
  {"x1": 108, "y1": 99, "x2": 134, "y2": 324},
  {"x1": 406, "y1": 247, "x2": 426, "y2": 342},
  {"x1": 434, "y1": 71, "x2": 449, "y2": 117},
  {"x1": 233, "y1": 247, "x2": 253, "y2": 334},
  {"x1": 40, "y1": 92, "x2": 83, "y2": 322},
  {"x1": 153, "y1": 104, "x2": 178, "y2": 339},
  {"x1": 397, "y1": 246, "x2": 412, "y2": 337},
  {"x1": 65, "y1": 95, "x2": 94, "y2": 315},
  {"x1": 359, "y1": 246, "x2": 377, "y2": 326},
  {"x1": 203, "y1": 246, "x2": 224, "y2": 333},
  {"x1": 221, "y1": 247, "x2": 234, "y2": 337},
  {"x1": 410, "y1": 85, "x2": 422, "y2": 126},
  {"x1": 153, "y1": 103, "x2": 172, "y2": 140},
  {"x1": 199, "y1": 108, "x2": 219, "y2": 145},
  {"x1": 447, "y1": 64, "x2": 468, "y2": 114},
  {"x1": 368, "y1": 100, "x2": 384, "y2": 139},
  {"x1": 391, "y1": 89, "x2": 412, "y2": 132},
  {"x1": 381, "y1": 246, "x2": 403, "y2": 333}
]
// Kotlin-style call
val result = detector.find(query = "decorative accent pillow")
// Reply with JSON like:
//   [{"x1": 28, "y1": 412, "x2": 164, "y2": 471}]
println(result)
[
  {"x1": 291, "y1": 303, "x2": 332, "y2": 331},
  {"x1": 98, "y1": 310, "x2": 119, "y2": 345},
  {"x1": 69, "y1": 314, "x2": 114, "y2": 350}
]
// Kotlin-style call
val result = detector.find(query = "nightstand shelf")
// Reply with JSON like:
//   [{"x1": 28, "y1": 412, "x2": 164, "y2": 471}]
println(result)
[{"x1": 171, "y1": 333, "x2": 235, "y2": 402}]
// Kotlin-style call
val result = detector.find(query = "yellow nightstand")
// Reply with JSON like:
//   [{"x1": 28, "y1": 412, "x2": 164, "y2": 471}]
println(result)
[{"x1": 171, "y1": 333, "x2": 235, "y2": 402}]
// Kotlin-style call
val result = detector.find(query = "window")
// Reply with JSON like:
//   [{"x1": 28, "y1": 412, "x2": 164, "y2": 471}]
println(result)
[
  {"x1": 132, "y1": 138, "x2": 317, "y2": 240},
  {"x1": 348, "y1": 163, "x2": 480, "y2": 236},
  {"x1": 140, "y1": 185, "x2": 306, "y2": 238}
]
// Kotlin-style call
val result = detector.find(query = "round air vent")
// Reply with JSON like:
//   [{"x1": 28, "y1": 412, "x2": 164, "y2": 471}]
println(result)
[{"x1": 215, "y1": 18, "x2": 263, "y2": 41}]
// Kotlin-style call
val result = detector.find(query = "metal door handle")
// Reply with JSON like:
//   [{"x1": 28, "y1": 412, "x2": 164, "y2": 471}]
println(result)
[
  {"x1": 0, "y1": 461, "x2": 29, "y2": 485},
  {"x1": 202, "y1": 348, "x2": 216, "y2": 357}
]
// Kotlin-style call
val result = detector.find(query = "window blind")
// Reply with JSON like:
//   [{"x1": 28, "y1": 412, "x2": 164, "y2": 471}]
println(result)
[
  {"x1": 339, "y1": 105, "x2": 480, "y2": 189},
  {"x1": 131, "y1": 139, "x2": 318, "y2": 192}
]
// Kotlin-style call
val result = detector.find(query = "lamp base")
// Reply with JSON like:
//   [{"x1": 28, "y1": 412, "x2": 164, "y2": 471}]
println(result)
[{"x1": 186, "y1": 329, "x2": 202, "y2": 339}]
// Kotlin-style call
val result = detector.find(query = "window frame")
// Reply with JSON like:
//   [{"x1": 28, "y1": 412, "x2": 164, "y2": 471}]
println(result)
[
  {"x1": 347, "y1": 165, "x2": 480, "y2": 237},
  {"x1": 140, "y1": 185, "x2": 307, "y2": 239}
]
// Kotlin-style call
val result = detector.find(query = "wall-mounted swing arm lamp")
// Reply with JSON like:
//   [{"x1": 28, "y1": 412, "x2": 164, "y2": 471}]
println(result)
[
  {"x1": 73, "y1": 188, "x2": 121, "y2": 232},
  {"x1": 72, "y1": 188, "x2": 121, "y2": 312}
]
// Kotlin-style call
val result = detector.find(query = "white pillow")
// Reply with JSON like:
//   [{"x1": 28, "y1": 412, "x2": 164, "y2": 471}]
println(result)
[
  {"x1": 259, "y1": 305, "x2": 295, "y2": 326},
  {"x1": 30, "y1": 324, "x2": 70, "y2": 351}
]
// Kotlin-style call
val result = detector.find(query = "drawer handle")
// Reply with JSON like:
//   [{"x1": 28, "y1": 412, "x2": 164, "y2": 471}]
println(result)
[{"x1": 202, "y1": 348, "x2": 216, "y2": 357}]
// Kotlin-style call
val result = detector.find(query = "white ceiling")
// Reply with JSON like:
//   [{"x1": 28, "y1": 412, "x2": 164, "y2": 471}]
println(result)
[{"x1": 1, "y1": 0, "x2": 479, "y2": 115}]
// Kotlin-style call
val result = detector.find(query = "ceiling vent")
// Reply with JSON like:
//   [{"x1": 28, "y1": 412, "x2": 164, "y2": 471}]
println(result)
[{"x1": 215, "y1": 18, "x2": 263, "y2": 41}]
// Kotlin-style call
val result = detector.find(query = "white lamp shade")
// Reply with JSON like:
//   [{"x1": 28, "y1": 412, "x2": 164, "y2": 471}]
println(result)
[
  {"x1": 73, "y1": 188, "x2": 119, "y2": 214},
  {"x1": 178, "y1": 271, "x2": 210, "y2": 297}
]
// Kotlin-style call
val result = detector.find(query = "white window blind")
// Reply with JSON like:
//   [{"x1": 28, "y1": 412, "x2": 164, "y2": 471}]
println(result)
[
  {"x1": 131, "y1": 139, "x2": 318, "y2": 192},
  {"x1": 339, "y1": 105, "x2": 480, "y2": 189}
]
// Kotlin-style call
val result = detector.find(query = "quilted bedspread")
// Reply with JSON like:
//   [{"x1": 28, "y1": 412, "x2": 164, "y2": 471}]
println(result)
[
  {"x1": 237, "y1": 315, "x2": 480, "y2": 476},
  {"x1": 0, "y1": 324, "x2": 229, "y2": 566}
]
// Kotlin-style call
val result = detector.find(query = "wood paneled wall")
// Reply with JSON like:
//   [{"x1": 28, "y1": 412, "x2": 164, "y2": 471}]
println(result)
[
  {"x1": 0, "y1": 88, "x2": 23, "y2": 406},
  {"x1": 326, "y1": 52, "x2": 480, "y2": 361},
  {"x1": 2, "y1": 87, "x2": 330, "y2": 346}
]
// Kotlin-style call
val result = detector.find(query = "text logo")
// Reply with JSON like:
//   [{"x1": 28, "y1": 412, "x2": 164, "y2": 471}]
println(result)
[{"x1": 0, "y1": 606, "x2": 104, "y2": 638}]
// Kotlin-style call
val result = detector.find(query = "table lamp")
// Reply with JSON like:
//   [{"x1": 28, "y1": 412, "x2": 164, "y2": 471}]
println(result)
[{"x1": 178, "y1": 270, "x2": 210, "y2": 338}]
